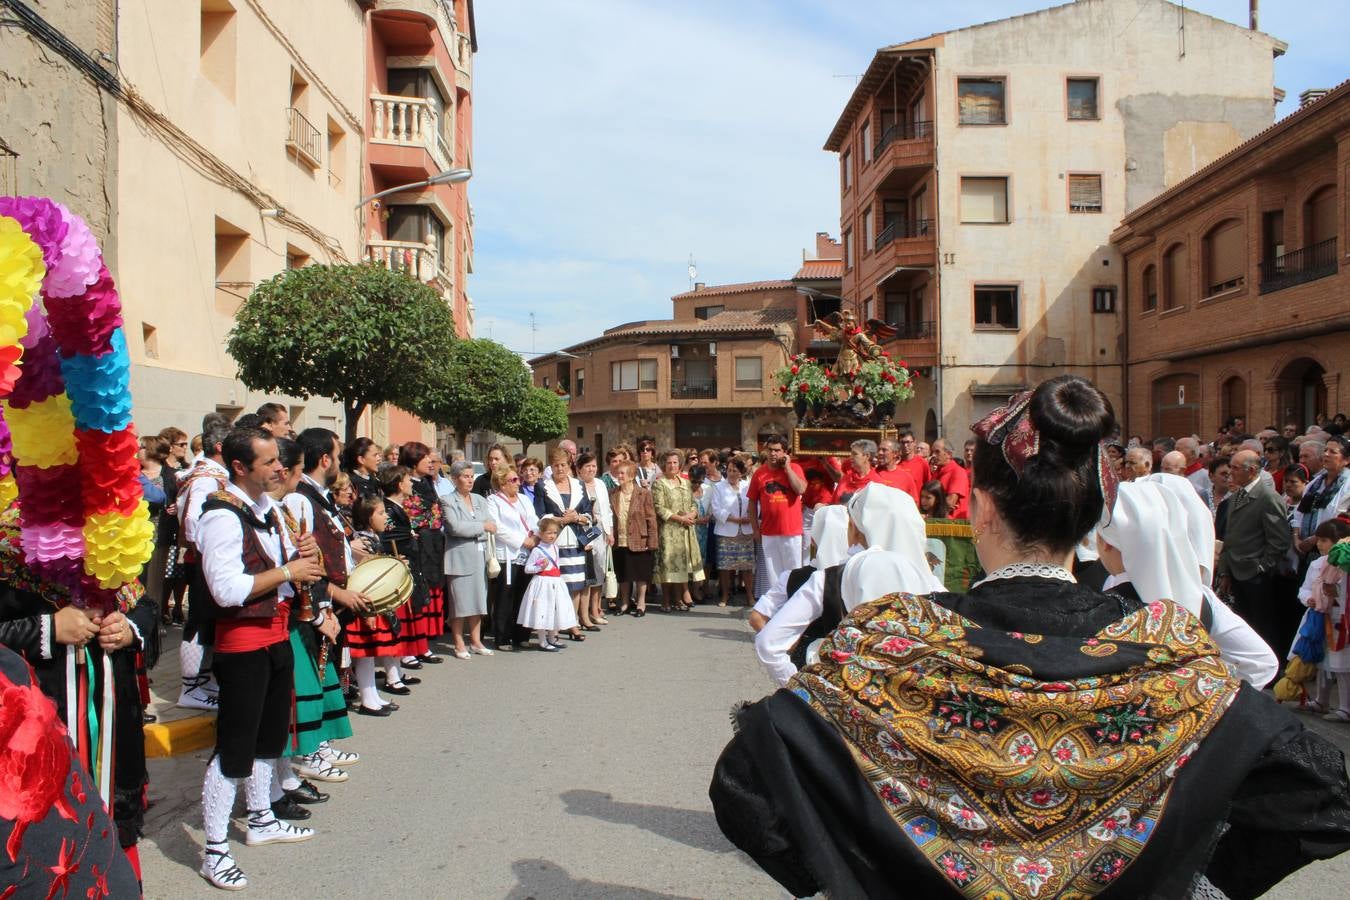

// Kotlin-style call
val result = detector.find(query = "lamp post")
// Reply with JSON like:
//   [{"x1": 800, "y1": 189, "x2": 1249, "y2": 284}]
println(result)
[{"x1": 355, "y1": 167, "x2": 472, "y2": 209}]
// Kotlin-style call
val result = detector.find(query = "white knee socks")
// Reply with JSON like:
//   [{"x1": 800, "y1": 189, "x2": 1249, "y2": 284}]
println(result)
[
  {"x1": 353, "y1": 657, "x2": 382, "y2": 708},
  {"x1": 201, "y1": 756, "x2": 238, "y2": 845},
  {"x1": 245, "y1": 758, "x2": 277, "y2": 828}
]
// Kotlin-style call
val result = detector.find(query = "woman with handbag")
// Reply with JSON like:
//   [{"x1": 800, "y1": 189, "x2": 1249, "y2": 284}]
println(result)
[
  {"x1": 610, "y1": 461, "x2": 658, "y2": 616},
  {"x1": 486, "y1": 464, "x2": 539, "y2": 651},
  {"x1": 653, "y1": 449, "x2": 704, "y2": 612},
  {"x1": 577, "y1": 452, "x2": 613, "y2": 628},
  {"x1": 535, "y1": 447, "x2": 595, "y2": 639},
  {"x1": 712, "y1": 456, "x2": 755, "y2": 606},
  {"x1": 443, "y1": 460, "x2": 497, "y2": 660}
]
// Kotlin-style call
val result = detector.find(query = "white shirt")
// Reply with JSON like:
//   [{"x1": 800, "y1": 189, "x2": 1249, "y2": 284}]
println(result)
[
  {"x1": 755, "y1": 569, "x2": 828, "y2": 686},
  {"x1": 180, "y1": 457, "x2": 230, "y2": 548},
  {"x1": 197, "y1": 482, "x2": 297, "y2": 608},
  {"x1": 283, "y1": 473, "x2": 355, "y2": 572},
  {"x1": 581, "y1": 479, "x2": 614, "y2": 539},
  {"x1": 752, "y1": 570, "x2": 793, "y2": 620},
  {"x1": 711, "y1": 479, "x2": 753, "y2": 538},
  {"x1": 487, "y1": 491, "x2": 538, "y2": 560}
]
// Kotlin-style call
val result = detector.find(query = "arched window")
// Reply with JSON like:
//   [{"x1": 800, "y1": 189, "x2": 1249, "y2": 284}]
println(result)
[
  {"x1": 1162, "y1": 243, "x2": 1187, "y2": 310},
  {"x1": 1141, "y1": 264, "x2": 1157, "y2": 311},
  {"x1": 1306, "y1": 185, "x2": 1337, "y2": 246},
  {"x1": 1220, "y1": 375, "x2": 1247, "y2": 425},
  {"x1": 1203, "y1": 219, "x2": 1245, "y2": 296}
]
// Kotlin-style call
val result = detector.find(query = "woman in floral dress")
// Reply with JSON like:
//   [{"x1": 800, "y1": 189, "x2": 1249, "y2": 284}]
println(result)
[{"x1": 652, "y1": 450, "x2": 703, "y2": 612}]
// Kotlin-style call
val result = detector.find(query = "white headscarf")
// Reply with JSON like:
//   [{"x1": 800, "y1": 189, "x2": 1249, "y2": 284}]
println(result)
[
  {"x1": 841, "y1": 548, "x2": 944, "y2": 612},
  {"x1": 1098, "y1": 480, "x2": 1204, "y2": 615},
  {"x1": 1142, "y1": 472, "x2": 1216, "y2": 587},
  {"x1": 810, "y1": 504, "x2": 851, "y2": 570},
  {"x1": 847, "y1": 483, "x2": 928, "y2": 567}
]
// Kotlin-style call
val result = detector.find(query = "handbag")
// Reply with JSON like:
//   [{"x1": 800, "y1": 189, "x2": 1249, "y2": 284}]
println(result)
[
  {"x1": 485, "y1": 531, "x2": 502, "y2": 578},
  {"x1": 604, "y1": 549, "x2": 618, "y2": 599}
]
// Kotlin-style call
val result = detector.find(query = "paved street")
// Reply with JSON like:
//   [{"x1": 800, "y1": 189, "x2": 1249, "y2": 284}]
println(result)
[{"x1": 138, "y1": 604, "x2": 1350, "y2": 899}]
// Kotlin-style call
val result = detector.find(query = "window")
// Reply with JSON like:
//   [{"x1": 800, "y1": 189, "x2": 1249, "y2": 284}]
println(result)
[
  {"x1": 1067, "y1": 78, "x2": 1099, "y2": 120},
  {"x1": 861, "y1": 121, "x2": 872, "y2": 163},
  {"x1": 638, "y1": 359, "x2": 657, "y2": 390},
  {"x1": 575, "y1": 368, "x2": 584, "y2": 397},
  {"x1": 1068, "y1": 174, "x2": 1102, "y2": 213},
  {"x1": 735, "y1": 357, "x2": 763, "y2": 389},
  {"x1": 863, "y1": 297, "x2": 874, "y2": 320},
  {"x1": 542, "y1": 376, "x2": 550, "y2": 388},
  {"x1": 694, "y1": 305, "x2": 724, "y2": 320},
  {"x1": 844, "y1": 229, "x2": 854, "y2": 269},
  {"x1": 884, "y1": 292, "x2": 906, "y2": 326},
  {"x1": 142, "y1": 323, "x2": 159, "y2": 360},
  {"x1": 213, "y1": 217, "x2": 250, "y2": 318},
  {"x1": 842, "y1": 149, "x2": 853, "y2": 190},
  {"x1": 326, "y1": 117, "x2": 346, "y2": 188},
  {"x1": 974, "y1": 285, "x2": 1018, "y2": 329},
  {"x1": 1163, "y1": 243, "x2": 1188, "y2": 310},
  {"x1": 960, "y1": 177, "x2": 1009, "y2": 224},
  {"x1": 611, "y1": 361, "x2": 635, "y2": 391},
  {"x1": 386, "y1": 206, "x2": 448, "y2": 274},
  {"x1": 387, "y1": 67, "x2": 452, "y2": 150},
  {"x1": 862, "y1": 206, "x2": 874, "y2": 251},
  {"x1": 1203, "y1": 219, "x2": 1245, "y2": 295},
  {"x1": 1142, "y1": 264, "x2": 1158, "y2": 311},
  {"x1": 1262, "y1": 209, "x2": 1285, "y2": 263},
  {"x1": 1092, "y1": 286, "x2": 1117, "y2": 313},
  {"x1": 577, "y1": 426, "x2": 584, "y2": 439},
  {"x1": 1306, "y1": 185, "x2": 1337, "y2": 245},
  {"x1": 958, "y1": 77, "x2": 1005, "y2": 125},
  {"x1": 285, "y1": 245, "x2": 310, "y2": 269},
  {"x1": 200, "y1": 0, "x2": 237, "y2": 100}
]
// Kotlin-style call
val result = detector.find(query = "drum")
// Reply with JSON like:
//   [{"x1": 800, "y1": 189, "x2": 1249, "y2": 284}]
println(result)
[{"x1": 347, "y1": 555, "x2": 414, "y2": 615}]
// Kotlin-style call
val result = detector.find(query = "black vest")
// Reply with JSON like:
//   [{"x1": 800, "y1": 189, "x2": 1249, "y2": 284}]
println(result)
[
  {"x1": 199, "y1": 492, "x2": 288, "y2": 621},
  {"x1": 788, "y1": 563, "x2": 847, "y2": 670}
]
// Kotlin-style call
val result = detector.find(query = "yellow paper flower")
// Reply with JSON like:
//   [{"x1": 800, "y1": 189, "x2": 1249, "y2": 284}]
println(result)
[
  {"x1": 83, "y1": 502, "x2": 155, "y2": 588},
  {"x1": 4, "y1": 395, "x2": 79, "y2": 467},
  {"x1": 0, "y1": 474, "x2": 15, "y2": 510},
  {"x1": 0, "y1": 217, "x2": 41, "y2": 344}
]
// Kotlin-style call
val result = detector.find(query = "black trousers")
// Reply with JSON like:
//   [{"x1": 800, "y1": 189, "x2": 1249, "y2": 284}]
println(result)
[
  {"x1": 1231, "y1": 573, "x2": 1281, "y2": 661},
  {"x1": 487, "y1": 564, "x2": 532, "y2": 648},
  {"x1": 212, "y1": 637, "x2": 294, "y2": 778}
]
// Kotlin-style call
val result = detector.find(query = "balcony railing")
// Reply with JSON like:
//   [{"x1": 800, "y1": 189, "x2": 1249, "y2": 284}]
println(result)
[
  {"x1": 892, "y1": 320, "x2": 935, "y2": 340},
  {"x1": 873, "y1": 120, "x2": 932, "y2": 158},
  {"x1": 366, "y1": 239, "x2": 447, "y2": 287},
  {"x1": 1259, "y1": 237, "x2": 1338, "y2": 294},
  {"x1": 671, "y1": 378, "x2": 718, "y2": 400},
  {"x1": 369, "y1": 94, "x2": 451, "y2": 171},
  {"x1": 286, "y1": 107, "x2": 322, "y2": 168},
  {"x1": 875, "y1": 218, "x2": 934, "y2": 251}
]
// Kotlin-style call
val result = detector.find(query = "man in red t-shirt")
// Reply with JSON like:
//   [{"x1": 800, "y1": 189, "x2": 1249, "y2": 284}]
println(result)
[
  {"x1": 747, "y1": 435, "x2": 808, "y2": 594},
  {"x1": 931, "y1": 438, "x2": 970, "y2": 519},
  {"x1": 834, "y1": 439, "x2": 881, "y2": 502},
  {"x1": 895, "y1": 431, "x2": 933, "y2": 497},
  {"x1": 873, "y1": 437, "x2": 920, "y2": 501}
]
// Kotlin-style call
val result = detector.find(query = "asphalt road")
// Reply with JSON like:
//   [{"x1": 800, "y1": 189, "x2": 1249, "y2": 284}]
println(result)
[{"x1": 137, "y1": 603, "x2": 1350, "y2": 899}]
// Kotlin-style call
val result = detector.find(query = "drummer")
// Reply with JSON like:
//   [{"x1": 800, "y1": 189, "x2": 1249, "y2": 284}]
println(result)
[{"x1": 280, "y1": 430, "x2": 369, "y2": 796}]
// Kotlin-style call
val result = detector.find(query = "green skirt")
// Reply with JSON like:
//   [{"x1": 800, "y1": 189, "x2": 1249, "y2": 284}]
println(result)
[{"x1": 289, "y1": 626, "x2": 352, "y2": 756}]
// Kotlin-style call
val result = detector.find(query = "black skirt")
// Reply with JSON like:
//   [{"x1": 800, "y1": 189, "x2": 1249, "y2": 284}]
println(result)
[{"x1": 612, "y1": 546, "x2": 654, "y2": 583}]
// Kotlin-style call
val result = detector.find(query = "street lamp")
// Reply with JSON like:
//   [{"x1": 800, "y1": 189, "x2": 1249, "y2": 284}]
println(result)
[{"x1": 355, "y1": 167, "x2": 472, "y2": 208}]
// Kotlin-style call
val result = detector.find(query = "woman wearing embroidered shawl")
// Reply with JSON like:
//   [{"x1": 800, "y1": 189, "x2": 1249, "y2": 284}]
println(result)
[{"x1": 710, "y1": 375, "x2": 1350, "y2": 900}]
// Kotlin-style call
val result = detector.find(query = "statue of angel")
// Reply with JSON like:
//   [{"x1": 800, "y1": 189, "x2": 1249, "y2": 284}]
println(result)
[{"x1": 811, "y1": 309, "x2": 897, "y2": 377}]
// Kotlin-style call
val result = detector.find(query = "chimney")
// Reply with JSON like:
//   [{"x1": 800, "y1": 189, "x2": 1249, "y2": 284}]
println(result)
[
  {"x1": 1249, "y1": 0, "x2": 1258, "y2": 30},
  {"x1": 694, "y1": 282, "x2": 706, "y2": 291},
  {"x1": 1300, "y1": 89, "x2": 1330, "y2": 108}
]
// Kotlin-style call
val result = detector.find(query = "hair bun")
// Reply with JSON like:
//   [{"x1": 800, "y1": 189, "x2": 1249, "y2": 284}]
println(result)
[{"x1": 1029, "y1": 375, "x2": 1115, "y2": 464}]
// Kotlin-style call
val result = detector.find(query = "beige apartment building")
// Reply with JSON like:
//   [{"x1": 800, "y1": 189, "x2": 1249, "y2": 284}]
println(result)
[
  {"x1": 115, "y1": 0, "x2": 369, "y2": 433},
  {"x1": 827, "y1": 0, "x2": 1286, "y2": 439}
]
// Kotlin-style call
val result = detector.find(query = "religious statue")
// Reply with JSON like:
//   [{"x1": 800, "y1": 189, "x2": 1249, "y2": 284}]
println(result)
[{"x1": 811, "y1": 309, "x2": 898, "y2": 377}]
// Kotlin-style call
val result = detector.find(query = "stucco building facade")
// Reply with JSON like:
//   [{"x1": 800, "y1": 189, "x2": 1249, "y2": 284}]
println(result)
[
  {"x1": 1114, "y1": 83, "x2": 1350, "y2": 439},
  {"x1": 826, "y1": 0, "x2": 1286, "y2": 441}
]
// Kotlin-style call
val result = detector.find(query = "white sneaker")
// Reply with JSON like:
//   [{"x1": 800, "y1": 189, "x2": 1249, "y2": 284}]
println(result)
[
  {"x1": 245, "y1": 817, "x2": 316, "y2": 846},
  {"x1": 201, "y1": 844, "x2": 248, "y2": 890},
  {"x1": 295, "y1": 754, "x2": 349, "y2": 783},
  {"x1": 317, "y1": 744, "x2": 360, "y2": 767},
  {"x1": 179, "y1": 686, "x2": 220, "y2": 711}
]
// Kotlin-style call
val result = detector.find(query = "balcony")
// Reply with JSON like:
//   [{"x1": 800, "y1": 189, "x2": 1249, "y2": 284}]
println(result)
[
  {"x1": 671, "y1": 378, "x2": 718, "y2": 400},
  {"x1": 366, "y1": 239, "x2": 452, "y2": 294},
  {"x1": 886, "y1": 320, "x2": 938, "y2": 369},
  {"x1": 369, "y1": 94, "x2": 451, "y2": 172},
  {"x1": 873, "y1": 120, "x2": 932, "y2": 158},
  {"x1": 893, "y1": 320, "x2": 935, "y2": 340},
  {"x1": 859, "y1": 121, "x2": 934, "y2": 201},
  {"x1": 1259, "y1": 238, "x2": 1337, "y2": 294},
  {"x1": 875, "y1": 218, "x2": 933, "y2": 252},
  {"x1": 286, "y1": 108, "x2": 322, "y2": 169}
]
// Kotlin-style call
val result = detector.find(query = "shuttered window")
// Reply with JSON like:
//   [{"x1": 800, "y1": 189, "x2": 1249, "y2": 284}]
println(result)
[
  {"x1": 1163, "y1": 244, "x2": 1188, "y2": 309},
  {"x1": 612, "y1": 361, "x2": 636, "y2": 391},
  {"x1": 958, "y1": 78, "x2": 1006, "y2": 125},
  {"x1": 1067, "y1": 78, "x2": 1099, "y2": 119},
  {"x1": 1068, "y1": 174, "x2": 1102, "y2": 213},
  {"x1": 960, "y1": 177, "x2": 1009, "y2": 223},
  {"x1": 735, "y1": 357, "x2": 762, "y2": 389},
  {"x1": 1142, "y1": 264, "x2": 1158, "y2": 311},
  {"x1": 638, "y1": 359, "x2": 657, "y2": 390},
  {"x1": 1204, "y1": 219, "x2": 1245, "y2": 295}
]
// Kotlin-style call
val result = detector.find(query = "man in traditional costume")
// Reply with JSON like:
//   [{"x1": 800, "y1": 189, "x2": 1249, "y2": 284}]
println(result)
[
  {"x1": 196, "y1": 428, "x2": 322, "y2": 890},
  {"x1": 176, "y1": 415, "x2": 232, "y2": 709}
]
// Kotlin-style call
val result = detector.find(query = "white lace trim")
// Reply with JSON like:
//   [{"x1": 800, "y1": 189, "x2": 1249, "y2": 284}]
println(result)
[{"x1": 972, "y1": 563, "x2": 1077, "y2": 588}]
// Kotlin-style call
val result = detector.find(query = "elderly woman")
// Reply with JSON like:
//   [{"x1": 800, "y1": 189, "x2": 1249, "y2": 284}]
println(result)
[
  {"x1": 712, "y1": 456, "x2": 755, "y2": 606},
  {"x1": 653, "y1": 449, "x2": 703, "y2": 612},
  {"x1": 576, "y1": 453, "x2": 613, "y2": 627},
  {"x1": 443, "y1": 459, "x2": 497, "y2": 659},
  {"x1": 635, "y1": 437, "x2": 660, "y2": 488},
  {"x1": 712, "y1": 374, "x2": 1350, "y2": 899},
  {"x1": 535, "y1": 447, "x2": 594, "y2": 637},
  {"x1": 486, "y1": 464, "x2": 539, "y2": 650},
  {"x1": 519, "y1": 456, "x2": 545, "y2": 507},
  {"x1": 610, "y1": 461, "x2": 657, "y2": 616}
]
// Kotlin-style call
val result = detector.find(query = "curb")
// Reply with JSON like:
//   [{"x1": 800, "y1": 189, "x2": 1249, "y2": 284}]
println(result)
[{"x1": 144, "y1": 713, "x2": 216, "y2": 759}]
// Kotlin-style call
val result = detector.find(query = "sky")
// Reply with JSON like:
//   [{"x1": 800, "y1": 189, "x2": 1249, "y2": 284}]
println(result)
[{"x1": 468, "y1": 0, "x2": 1349, "y2": 357}]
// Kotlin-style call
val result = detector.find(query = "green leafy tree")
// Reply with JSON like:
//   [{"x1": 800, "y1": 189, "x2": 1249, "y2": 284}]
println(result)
[
  {"x1": 500, "y1": 386, "x2": 569, "y2": 449},
  {"x1": 415, "y1": 338, "x2": 531, "y2": 440},
  {"x1": 226, "y1": 264, "x2": 456, "y2": 442}
]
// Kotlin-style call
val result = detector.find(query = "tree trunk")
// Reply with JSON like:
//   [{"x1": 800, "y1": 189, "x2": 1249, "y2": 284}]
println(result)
[{"x1": 343, "y1": 399, "x2": 368, "y2": 444}]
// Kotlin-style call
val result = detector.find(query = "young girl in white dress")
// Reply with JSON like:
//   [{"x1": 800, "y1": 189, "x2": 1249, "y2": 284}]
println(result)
[
  {"x1": 1295, "y1": 519, "x2": 1350, "y2": 720},
  {"x1": 518, "y1": 517, "x2": 579, "y2": 651}
]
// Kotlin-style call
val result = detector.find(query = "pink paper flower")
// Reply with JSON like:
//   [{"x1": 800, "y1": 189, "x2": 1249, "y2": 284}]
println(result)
[
  {"x1": 0, "y1": 197, "x2": 69, "y2": 270},
  {"x1": 42, "y1": 204, "x2": 102, "y2": 299}
]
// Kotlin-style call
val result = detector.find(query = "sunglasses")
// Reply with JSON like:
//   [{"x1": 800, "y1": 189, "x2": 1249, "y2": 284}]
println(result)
[{"x1": 507, "y1": 476, "x2": 520, "y2": 483}]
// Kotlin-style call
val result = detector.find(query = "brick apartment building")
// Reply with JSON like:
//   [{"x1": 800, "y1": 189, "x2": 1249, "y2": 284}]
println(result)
[
  {"x1": 825, "y1": 0, "x2": 1286, "y2": 441},
  {"x1": 529, "y1": 239, "x2": 845, "y2": 454},
  {"x1": 1113, "y1": 82, "x2": 1350, "y2": 439}
]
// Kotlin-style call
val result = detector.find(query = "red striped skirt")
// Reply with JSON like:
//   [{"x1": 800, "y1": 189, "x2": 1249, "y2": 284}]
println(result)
[{"x1": 344, "y1": 601, "x2": 428, "y2": 659}]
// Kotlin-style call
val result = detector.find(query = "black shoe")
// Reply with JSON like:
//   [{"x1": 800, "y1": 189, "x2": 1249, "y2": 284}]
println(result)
[
  {"x1": 142, "y1": 712, "x2": 157, "y2": 725},
  {"x1": 419, "y1": 653, "x2": 444, "y2": 664},
  {"x1": 271, "y1": 798, "x2": 311, "y2": 821},
  {"x1": 400, "y1": 675, "x2": 422, "y2": 686},
  {"x1": 400, "y1": 658, "x2": 424, "y2": 670},
  {"x1": 287, "y1": 779, "x2": 329, "y2": 804},
  {"x1": 634, "y1": 609, "x2": 646, "y2": 617},
  {"x1": 384, "y1": 684, "x2": 412, "y2": 696},
  {"x1": 356, "y1": 704, "x2": 394, "y2": 717}
]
